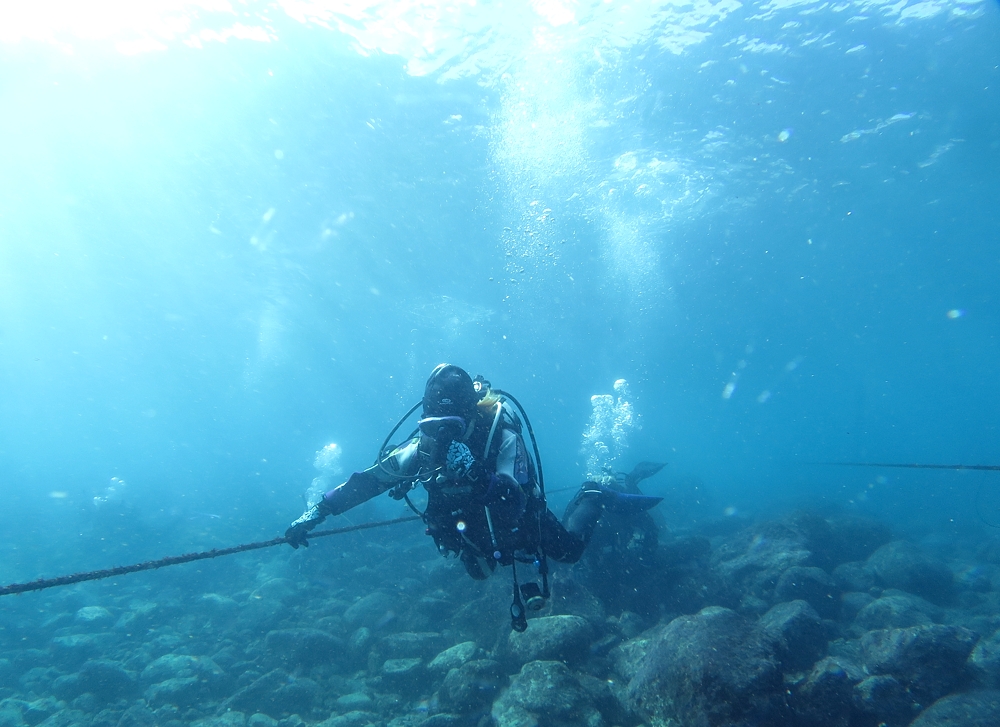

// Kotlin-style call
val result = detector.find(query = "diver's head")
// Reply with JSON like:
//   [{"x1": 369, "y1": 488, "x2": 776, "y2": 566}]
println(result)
[{"x1": 422, "y1": 364, "x2": 478, "y2": 418}]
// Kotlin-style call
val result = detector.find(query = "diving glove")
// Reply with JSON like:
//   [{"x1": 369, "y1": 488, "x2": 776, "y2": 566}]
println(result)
[{"x1": 285, "y1": 503, "x2": 326, "y2": 549}]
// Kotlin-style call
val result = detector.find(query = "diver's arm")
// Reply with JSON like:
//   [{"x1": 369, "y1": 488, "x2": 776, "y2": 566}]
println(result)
[
  {"x1": 285, "y1": 440, "x2": 419, "y2": 548},
  {"x1": 495, "y1": 423, "x2": 532, "y2": 489}
]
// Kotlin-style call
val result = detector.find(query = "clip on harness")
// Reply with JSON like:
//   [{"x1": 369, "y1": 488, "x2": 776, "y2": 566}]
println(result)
[{"x1": 376, "y1": 383, "x2": 550, "y2": 632}]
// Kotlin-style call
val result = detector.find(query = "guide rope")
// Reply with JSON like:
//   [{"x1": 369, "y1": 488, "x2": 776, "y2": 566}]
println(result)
[
  {"x1": 821, "y1": 461, "x2": 1000, "y2": 528},
  {"x1": 0, "y1": 515, "x2": 420, "y2": 598},
  {"x1": 824, "y1": 462, "x2": 1000, "y2": 471}
]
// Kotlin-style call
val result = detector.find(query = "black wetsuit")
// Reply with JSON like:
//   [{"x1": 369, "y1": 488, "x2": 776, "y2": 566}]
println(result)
[{"x1": 307, "y1": 400, "x2": 590, "y2": 579}]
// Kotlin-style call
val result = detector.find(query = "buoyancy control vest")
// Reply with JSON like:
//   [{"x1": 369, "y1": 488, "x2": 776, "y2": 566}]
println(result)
[{"x1": 418, "y1": 400, "x2": 540, "y2": 567}]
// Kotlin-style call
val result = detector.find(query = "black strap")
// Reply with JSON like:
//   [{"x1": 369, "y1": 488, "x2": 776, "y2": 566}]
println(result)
[{"x1": 509, "y1": 559, "x2": 527, "y2": 632}]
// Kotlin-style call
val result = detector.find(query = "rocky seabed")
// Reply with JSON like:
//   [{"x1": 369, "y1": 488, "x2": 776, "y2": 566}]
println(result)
[{"x1": 4, "y1": 512, "x2": 1000, "y2": 727}]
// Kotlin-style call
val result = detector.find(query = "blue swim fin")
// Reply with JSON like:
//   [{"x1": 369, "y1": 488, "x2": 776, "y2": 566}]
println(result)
[{"x1": 593, "y1": 483, "x2": 663, "y2": 514}]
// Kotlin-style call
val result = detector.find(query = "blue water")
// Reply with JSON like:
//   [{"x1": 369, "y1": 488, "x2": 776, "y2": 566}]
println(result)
[{"x1": 0, "y1": 0, "x2": 997, "y2": 586}]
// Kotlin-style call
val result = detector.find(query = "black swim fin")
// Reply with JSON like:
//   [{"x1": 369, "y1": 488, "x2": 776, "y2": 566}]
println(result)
[{"x1": 621, "y1": 461, "x2": 667, "y2": 493}]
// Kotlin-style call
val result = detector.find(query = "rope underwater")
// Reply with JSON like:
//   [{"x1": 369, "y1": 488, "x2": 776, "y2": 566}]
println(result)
[
  {"x1": 0, "y1": 515, "x2": 420, "y2": 598},
  {"x1": 821, "y1": 462, "x2": 1000, "y2": 472}
]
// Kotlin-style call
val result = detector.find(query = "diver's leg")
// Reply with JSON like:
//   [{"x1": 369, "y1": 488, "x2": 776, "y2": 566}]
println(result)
[
  {"x1": 539, "y1": 507, "x2": 589, "y2": 563},
  {"x1": 542, "y1": 482, "x2": 664, "y2": 563}
]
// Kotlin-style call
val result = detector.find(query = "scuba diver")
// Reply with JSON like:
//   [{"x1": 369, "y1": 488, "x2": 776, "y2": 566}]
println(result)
[
  {"x1": 577, "y1": 462, "x2": 668, "y2": 616},
  {"x1": 284, "y1": 363, "x2": 662, "y2": 631}
]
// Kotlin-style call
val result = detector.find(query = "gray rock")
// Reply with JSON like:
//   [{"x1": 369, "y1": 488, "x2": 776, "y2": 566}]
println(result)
[
  {"x1": 77, "y1": 659, "x2": 137, "y2": 701},
  {"x1": 334, "y1": 693, "x2": 372, "y2": 711},
  {"x1": 144, "y1": 677, "x2": 203, "y2": 708},
  {"x1": 74, "y1": 607, "x2": 114, "y2": 625},
  {"x1": 254, "y1": 578, "x2": 298, "y2": 602},
  {"x1": 789, "y1": 657, "x2": 864, "y2": 727},
  {"x1": 868, "y1": 541, "x2": 953, "y2": 602},
  {"x1": 247, "y1": 715, "x2": 278, "y2": 727},
  {"x1": 626, "y1": 606, "x2": 786, "y2": 727},
  {"x1": 264, "y1": 629, "x2": 341, "y2": 667},
  {"x1": 33, "y1": 709, "x2": 86, "y2": 727},
  {"x1": 759, "y1": 599, "x2": 830, "y2": 672},
  {"x1": 49, "y1": 634, "x2": 114, "y2": 668},
  {"x1": 853, "y1": 591, "x2": 941, "y2": 631},
  {"x1": 608, "y1": 623, "x2": 668, "y2": 683},
  {"x1": 115, "y1": 702, "x2": 157, "y2": 727},
  {"x1": 343, "y1": 591, "x2": 396, "y2": 628},
  {"x1": 507, "y1": 615, "x2": 593, "y2": 663},
  {"x1": 427, "y1": 641, "x2": 477, "y2": 674},
  {"x1": 853, "y1": 675, "x2": 920, "y2": 726},
  {"x1": 438, "y1": 659, "x2": 504, "y2": 713},
  {"x1": 0, "y1": 701, "x2": 26, "y2": 727},
  {"x1": 711, "y1": 525, "x2": 811, "y2": 603},
  {"x1": 774, "y1": 566, "x2": 840, "y2": 618},
  {"x1": 11, "y1": 650, "x2": 49, "y2": 672},
  {"x1": 860, "y1": 624, "x2": 977, "y2": 702},
  {"x1": 380, "y1": 658, "x2": 423, "y2": 693},
  {"x1": 492, "y1": 660, "x2": 603, "y2": 727},
  {"x1": 200, "y1": 593, "x2": 240, "y2": 614},
  {"x1": 237, "y1": 598, "x2": 284, "y2": 632},
  {"x1": 191, "y1": 713, "x2": 247, "y2": 727},
  {"x1": 346, "y1": 627, "x2": 371, "y2": 663},
  {"x1": 50, "y1": 674, "x2": 82, "y2": 702},
  {"x1": 140, "y1": 654, "x2": 226, "y2": 684},
  {"x1": 840, "y1": 591, "x2": 875, "y2": 621},
  {"x1": 832, "y1": 561, "x2": 878, "y2": 593},
  {"x1": 19, "y1": 667, "x2": 59, "y2": 695},
  {"x1": 910, "y1": 690, "x2": 1000, "y2": 727},
  {"x1": 20, "y1": 698, "x2": 62, "y2": 726},
  {"x1": 223, "y1": 669, "x2": 318, "y2": 718},
  {"x1": 315, "y1": 712, "x2": 378, "y2": 727},
  {"x1": 971, "y1": 628, "x2": 1000, "y2": 687},
  {"x1": 113, "y1": 601, "x2": 159, "y2": 632},
  {"x1": 0, "y1": 658, "x2": 12, "y2": 684},
  {"x1": 413, "y1": 716, "x2": 462, "y2": 727},
  {"x1": 377, "y1": 632, "x2": 444, "y2": 660}
]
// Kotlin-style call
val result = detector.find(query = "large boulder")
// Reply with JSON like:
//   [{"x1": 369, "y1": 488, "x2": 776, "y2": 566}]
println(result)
[
  {"x1": 264, "y1": 629, "x2": 341, "y2": 668},
  {"x1": 140, "y1": 653, "x2": 226, "y2": 688},
  {"x1": 427, "y1": 641, "x2": 477, "y2": 674},
  {"x1": 343, "y1": 591, "x2": 397, "y2": 628},
  {"x1": 438, "y1": 659, "x2": 505, "y2": 713},
  {"x1": 507, "y1": 615, "x2": 593, "y2": 663},
  {"x1": 774, "y1": 566, "x2": 840, "y2": 618},
  {"x1": 711, "y1": 526, "x2": 811, "y2": 606},
  {"x1": 49, "y1": 634, "x2": 115, "y2": 669},
  {"x1": 609, "y1": 623, "x2": 669, "y2": 683},
  {"x1": 970, "y1": 628, "x2": 1000, "y2": 687},
  {"x1": 832, "y1": 561, "x2": 878, "y2": 593},
  {"x1": 853, "y1": 591, "x2": 941, "y2": 632},
  {"x1": 191, "y1": 713, "x2": 247, "y2": 727},
  {"x1": 76, "y1": 659, "x2": 138, "y2": 701},
  {"x1": 492, "y1": 660, "x2": 603, "y2": 727},
  {"x1": 74, "y1": 607, "x2": 114, "y2": 627},
  {"x1": 860, "y1": 624, "x2": 977, "y2": 703},
  {"x1": 222, "y1": 669, "x2": 319, "y2": 718},
  {"x1": 144, "y1": 677, "x2": 204, "y2": 709},
  {"x1": 758, "y1": 600, "x2": 830, "y2": 672},
  {"x1": 909, "y1": 690, "x2": 1000, "y2": 727},
  {"x1": 379, "y1": 657, "x2": 423, "y2": 694},
  {"x1": 853, "y1": 674, "x2": 920, "y2": 726},
  {"x1": 789, "y1": 656, "x2": 863, "y2": 727},
  {"x1": 376, "y1": 632, "x2": 445, "y2": 661},
  {"x1": 0, "y1": 700, "x2": 26, "y2": 727},
  {"x1": 626, "y1": 606, "x2": 786, "y2": 726},
  {"x1": 867, "y1": 541, "x2": 953, "y2": 602}
]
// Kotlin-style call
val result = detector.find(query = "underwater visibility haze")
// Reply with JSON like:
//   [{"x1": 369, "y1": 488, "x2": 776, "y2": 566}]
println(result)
[{"x1": 1, "y1": 1, "x2": 999, "y2": 726}]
